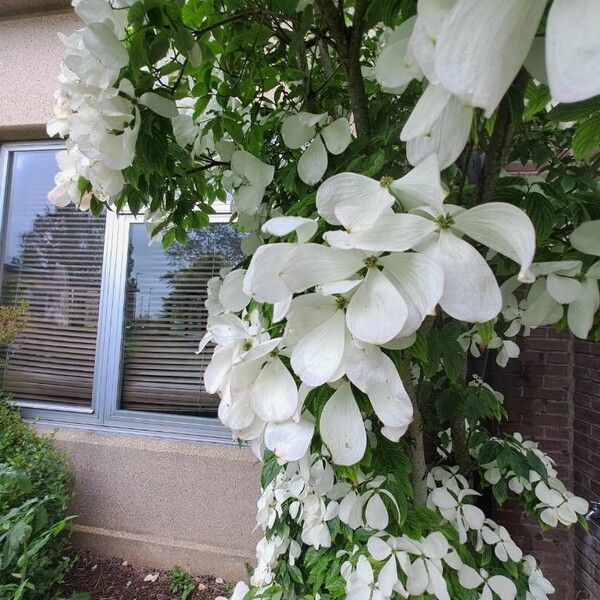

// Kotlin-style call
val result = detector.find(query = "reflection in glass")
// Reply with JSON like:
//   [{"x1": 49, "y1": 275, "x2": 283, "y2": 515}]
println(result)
[
  {"x1": 120, "y1": 223, "x2": 244, "y2": 416},
  {"x1": 1, "y1": 149, "x2": 106, "y2": 406}
]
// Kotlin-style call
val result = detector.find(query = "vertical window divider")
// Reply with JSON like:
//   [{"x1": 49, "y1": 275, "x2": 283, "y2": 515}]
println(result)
[{"x1": 93, "y1": 210, "x2": 134, "y2": 423}]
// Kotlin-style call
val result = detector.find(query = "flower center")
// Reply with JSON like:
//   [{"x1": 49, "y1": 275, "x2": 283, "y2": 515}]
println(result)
[
  {"x1": 336, "y1": 296, "x2": 349, "y2": 310},
  {"x1": 435, "y1": 213, "x2": 455, "y2": 229},
  {"x1": 364, "y1": 255, "x2": 379, "y2": 268},
  {"x1": 242, "y1": 340, "x2": 253, "y2": 352},
  {"x1": 379, "y1": 176, "x2": 393, "y2": 188}
]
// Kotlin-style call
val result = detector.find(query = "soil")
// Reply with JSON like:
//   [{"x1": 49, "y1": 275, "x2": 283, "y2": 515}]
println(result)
[{"x1": 58, "y1": 552, "x2": 231, "y2": 600}]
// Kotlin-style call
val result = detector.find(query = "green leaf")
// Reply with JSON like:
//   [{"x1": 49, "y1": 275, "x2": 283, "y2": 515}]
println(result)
[
  {"x1": 492, "y1": 478, "x2": 508, "y2": 506},
  {"x1": 548, "y1": 95, "x2": 600, "y2": 122},
  {"x1": 573, "y1": 112, "x2": 600, "y2": 159},
  {"x1": 261, "y1": 450, "x2": 282, "y2": 488},
  {"x1": 523, "y1": 83, "x2": 551, "y2": 122}
]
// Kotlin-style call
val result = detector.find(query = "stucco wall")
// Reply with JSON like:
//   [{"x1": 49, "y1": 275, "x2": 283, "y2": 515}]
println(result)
[
  {"x1": 2, "y1": 7, "x2": 262, "y2": 578},
  {"x1": 0, "y1": 9, "x2": 80, "y2": 140}
]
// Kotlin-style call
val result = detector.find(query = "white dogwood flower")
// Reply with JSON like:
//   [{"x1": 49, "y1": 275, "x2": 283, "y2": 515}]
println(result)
[
  {"x1": 520, "y1": 260, "x2": 600, "y2": 339},
  {"x1": 344, "y1": 554, "x2": 391, "y2": 600},
  {"x1": 394, "y1": 532, "x2": 458, "y2": 600},
  {"x1": 478, "y1": 520, "x2": 523, "y2": 563},
  {"x1": 434, "y1": 0, "x2": 546, "y2": 117},
  {"x1": 281, "y1": 112, "x2": 352, "y2": 185},
  {"x1": 535, "y1": 480, "x2": 588, "y2": 527},
  {"x1": 522, "y1": 555, "x2": 555, "y2": 600},
  {"x1": 458, "y1": 565, "x2": 517, "y2": 600},
  {"x1": 225, "y1": 150, "x2": 275, "y2": 217},
  {"x1": 429, "y1": 486, "x2": 485, "y2": 543},
  {"x1": 318, "y1": 160, "x2": 535, "y2": 323}
]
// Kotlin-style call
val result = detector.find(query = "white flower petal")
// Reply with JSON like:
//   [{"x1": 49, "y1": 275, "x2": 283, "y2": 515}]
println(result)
[
  {"x1": 453, "y1": 202, "x2": 536, "y2": 281},
  {"x1": 243, "y1": 243, "x2": 296, "y2": 303},
  {"x1": 298, "y1": 135, "x2": 328, "y2": 185},
  {"x1": 324, "y1": 213, "x2": 437, "y2": 253},
  {"x1": 380, "y1": 252, "x2": 444, "y2": 318},
  {"x1": 546, "y1": 0, "x2": 600, "y2": 103},
  {"x1": 218, "y1": 269, "x2": 251, "y2": 312},
  {"x1": 462, "y1": 504, "x2": 485, "y2": 530},
  {"x1": 367, "y1": 536, "x2": 392, "y2": 561},
  {"x1": 139, "y1": 92, "x2": 179, "y2": 118},
  {"x1": 488, "y1": 575, "x2": 517, "y2": 600},
  {"x1": 546, "y1": 274, "x2": 582, "y2": 305},
  {"x1": 567, "y1": 278, "x2": 600, "y2": 339},
  {"x1": 320, "y1": 381, "x2": 367, "y2": 466},
  {"x1": 423, "y1": 531, "x2": 449, "y2": 559},
  {"x1": 391, "y1": 153, "x2": 447, "y2": 212},
  {"x1": 406, "y1": 96, "x2": 473, "y2": 169},
  {"x1": 458, "y1": 565, "x2": 484, "y2": 590},
  {"x1": 346, "y1": 269, "x2": 408, "y2": 344},
  {"x1": 422, "y1": 231, "x2": 502, "y2": 322},
  {"x1": 264, "y1": 417, "x2": 315, "y2": 462},
  {"x1": 281, "y1": 244, "x2": 364, "y2": 293},
  {"x1": 82, "y1": 22, "x2": 129, "y2": 69},
  {"x1": 435, "y1": 0, "x2": 546, "y2": 116},
  {"x1": 365, "y1": 494, "x2": 389, "y2": 530},
  {"x1": 406, "y1": 558, "x2": 428, "y2": 596},
  {"x1": 251, "y1": 357, "x2": 298, "y2": 422},
  {"x1": 401, "y1": 85, "x2": 451, "y2": 142},
  {"x1": 316, "y1": 173, "x2": 395, "y2": 231},
  {"x1": 291, "y1": 309, "x2": 346, "y2": 386},
  {"x1": 570, "y1": 220, "x2": 600, "y2": 257},
  {"x1": 281, "y1": 113, "x2": 317, "y2": 148},
  {"x1": 321, "y1": 118, "x2": 352, "y2": 155},
  {"x1": 261, "y1": 216, "x2": 318, "y2": 242},
  {"x1": 231, "y1": 150, "x2": 274, "y2": 186},
  {"x1": 375, "y1": 36, "x2": 419, "y2": 90}
]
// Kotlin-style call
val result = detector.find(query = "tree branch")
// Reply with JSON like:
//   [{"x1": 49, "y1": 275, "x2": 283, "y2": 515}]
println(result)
[
  {"x1": 402, "y1": 356, "x2": 428, "y2": 506},
  {"x1": 476, "y1": 69, "x2": 530, "y2": 204},
  {"x1": 315, "y1": 0, "x2": 371, "y2": 138}
]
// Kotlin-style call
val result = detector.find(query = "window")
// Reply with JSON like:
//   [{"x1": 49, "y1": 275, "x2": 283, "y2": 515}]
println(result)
[
  {"x1": 0, "y1": 142, "x2": 236, "y2": 442},
  {"x1": 119, "y1": 222, "x2": 243, "y2": 416}
]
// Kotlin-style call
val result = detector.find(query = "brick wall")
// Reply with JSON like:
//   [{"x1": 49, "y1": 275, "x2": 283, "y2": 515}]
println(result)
[
  {"x1": 572, "y1": 339, "x2": 600, "y2": 600},
  {"x1": 488, "y1": 328, "x2": 576, "y2": 599}
]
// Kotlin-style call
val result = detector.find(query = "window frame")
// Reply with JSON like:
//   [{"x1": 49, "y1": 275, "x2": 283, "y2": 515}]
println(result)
[{"x1": 0, "y1": 140, "x2": 233, "y2": 444}]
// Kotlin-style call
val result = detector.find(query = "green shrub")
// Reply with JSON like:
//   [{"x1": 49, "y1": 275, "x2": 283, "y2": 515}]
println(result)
[{"x1": 0, "y1": 398, "x2": 74, "y2": 599}]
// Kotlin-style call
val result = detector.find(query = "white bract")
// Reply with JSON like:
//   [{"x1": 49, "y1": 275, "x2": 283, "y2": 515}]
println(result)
[
  {"x1": 281, "y1": 112, "x2": 352, "y2": 185},
  {"x1": 458, "y1": 565, "x2": 517, "y2": 600},
  {"x1": 518, "y1": 260, "x2": 600, "y2": 339},
  {"x1": 428, "y1": 486, "x2": 485, "y2": 543},
  {"x1": 535, "y1": 480, "x2": 588, "y2": 527}
]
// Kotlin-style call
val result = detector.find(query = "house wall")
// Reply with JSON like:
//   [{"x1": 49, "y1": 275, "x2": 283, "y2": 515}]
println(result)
[
  {"x1": 0, "y1": 5, "x2": 261, "y2": 580},
  {"x1": 489, "y1": 328, "x2": 600, "y2": 599}
]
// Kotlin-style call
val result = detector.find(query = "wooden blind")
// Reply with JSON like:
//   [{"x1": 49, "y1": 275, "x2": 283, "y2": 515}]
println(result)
[
  {"x1": 119, "y1": 222, "x2": 244, "y2": 416},
  {"x1": 1, "y1": 149, "x2": 105, "y2": 406}
]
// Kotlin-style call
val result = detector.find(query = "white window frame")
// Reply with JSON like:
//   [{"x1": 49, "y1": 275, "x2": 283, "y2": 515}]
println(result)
[{"x1": 0, "y1": 140, "x2": 233, "y2": 444}]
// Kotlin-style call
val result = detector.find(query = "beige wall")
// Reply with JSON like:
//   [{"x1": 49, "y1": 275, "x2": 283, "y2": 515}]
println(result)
[
  {"x1": 0, "y1": 9, "x2": 79, "y2": 140},
  {"x1": 2, "y1": 6, "x2": 262, "y2": 579},
  {"x1": 47, "y1": 428, "x2": 261, "y2": 580}
]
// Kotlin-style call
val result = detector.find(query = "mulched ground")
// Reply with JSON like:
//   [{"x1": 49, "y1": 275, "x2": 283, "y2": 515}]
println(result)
[{"x1": 59, "y1": 552, "x2": 231, "y2": 600}]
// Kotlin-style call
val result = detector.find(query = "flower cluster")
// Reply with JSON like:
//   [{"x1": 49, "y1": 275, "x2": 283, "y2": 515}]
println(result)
[
  {"x1": 476, "y1": 433, "x2": 588, "y2": 527},
  {"x1": 375, "y1": 0, "x2": 600, "y2": 171},
  {"x1": 201, "y1": 150, "x2": 535, "y2": 464}
]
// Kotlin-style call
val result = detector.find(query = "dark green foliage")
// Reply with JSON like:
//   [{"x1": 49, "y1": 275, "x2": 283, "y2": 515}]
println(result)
[{"x1": 0, "y1": 398, "x2": 74, "y2": 599}]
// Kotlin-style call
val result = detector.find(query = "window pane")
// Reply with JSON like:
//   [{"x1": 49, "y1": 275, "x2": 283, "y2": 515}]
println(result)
[
  {"x1": 119, "y1": 222, "x2": 243, "y2": 416},
  {"x1": 1, "y1": 148, "x2": 106, "y2": 406}
]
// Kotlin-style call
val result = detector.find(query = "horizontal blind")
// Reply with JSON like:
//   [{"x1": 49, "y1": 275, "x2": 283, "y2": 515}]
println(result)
[
  {"x1": 1, "y1": 149, "x2": 105, "y2": 406},
  {"x1": 119, "y1": 222, "x2": 244, "y2": 416}
]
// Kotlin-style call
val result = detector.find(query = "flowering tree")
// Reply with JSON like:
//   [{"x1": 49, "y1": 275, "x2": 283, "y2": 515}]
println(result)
[{"x1": 48, "y1": 0, "x2": 600, "y2": 598}]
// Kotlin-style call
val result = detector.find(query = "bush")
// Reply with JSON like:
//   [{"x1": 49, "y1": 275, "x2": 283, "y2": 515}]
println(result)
[{"x1": 0, "y1": 398, "x2": 74, "y2": 599}]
